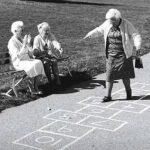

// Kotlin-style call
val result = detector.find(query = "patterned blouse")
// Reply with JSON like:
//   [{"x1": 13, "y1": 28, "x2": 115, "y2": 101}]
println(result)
[{"x1": 107, "y1": 26, "x2": 124, "y2": 57}]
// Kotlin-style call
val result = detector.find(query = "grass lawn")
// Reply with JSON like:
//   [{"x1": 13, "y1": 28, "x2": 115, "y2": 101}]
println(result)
[{"x1": 0, "y1": 0, "x2": 150, "y2": 111}]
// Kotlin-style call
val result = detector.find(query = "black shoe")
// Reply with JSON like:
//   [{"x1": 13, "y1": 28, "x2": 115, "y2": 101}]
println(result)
[{"x1": 102, "y1": 96, "x2": 112, "y2": 102}]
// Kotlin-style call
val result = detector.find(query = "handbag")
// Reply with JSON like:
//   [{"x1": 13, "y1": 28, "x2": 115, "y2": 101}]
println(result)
[
  {"x1": 33, "y1": 49, "x2": 57, "y2": 61},
  {"x1": 135, "y1": 57, "x2": 143, "y2": 69}
]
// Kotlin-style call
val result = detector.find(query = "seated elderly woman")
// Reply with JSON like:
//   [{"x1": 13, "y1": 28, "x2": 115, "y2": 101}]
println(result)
[
  {"x1": 8, "y1": 21, "x2": 45, "y2": 95},
  {"x1": 33, "y1": 22, "x2": 63, "y2": 86}
]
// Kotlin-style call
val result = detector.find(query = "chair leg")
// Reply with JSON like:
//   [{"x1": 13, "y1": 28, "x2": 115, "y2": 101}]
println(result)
[
  {"x1": 1, "y1": 92, "x2": 12, "y2": 97},
  {"x1": 12, "y1": 77, "x2": 18, "y2": 97},
  {"x1": 3, "y1": 74, "x2": 27, "y2": 97},
  {"x1": 63, "y1": 60, "x2": 72, "y2": 77}
]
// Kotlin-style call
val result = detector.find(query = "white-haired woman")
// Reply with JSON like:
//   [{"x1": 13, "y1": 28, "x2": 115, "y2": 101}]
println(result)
[
  {"x1": 84, "y1": 8, "x2": 142, "y2": 102},
  {"x1": 33, "y1": 22, "x2": 62, "y2": 86},
  {"x1": 8, "y1": 21, "x2": 45, "y2": 95}
]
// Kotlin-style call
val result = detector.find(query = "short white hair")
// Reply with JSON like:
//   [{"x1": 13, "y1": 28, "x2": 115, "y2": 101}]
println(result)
[
  {"x1": 105, "y1": 8, "x2": 122, "y2": 20},
  {"x1": 37, "y1": 22, "x2": 50, "y2": 33},
  {"x1": 11, "y1": 21, "x2": 24, "y2": 34}
]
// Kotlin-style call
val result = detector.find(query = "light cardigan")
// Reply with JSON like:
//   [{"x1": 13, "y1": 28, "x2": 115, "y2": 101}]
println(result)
[
  {"x1": 86, "y1": 19, "x2": 142, "y2": 58},
  {"x1": 33, "y1": 34, "x2": 62, "y2": 58},
  {"x1": 8, "y1": 36, "x2": 33, "y2": 66}
]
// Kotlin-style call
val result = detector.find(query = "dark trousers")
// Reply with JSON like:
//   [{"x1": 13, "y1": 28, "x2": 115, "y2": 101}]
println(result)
[
  {"x1": 41, "y1": 57, "x2": 58, "y2": 83},
  {"x1": 42, "y1": 58, "x2": 52, "y2": 83}
]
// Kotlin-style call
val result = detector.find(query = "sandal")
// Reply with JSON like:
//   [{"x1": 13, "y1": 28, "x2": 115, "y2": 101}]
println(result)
[
  {"x1": 102, "y1": 96, "x2": 112, "y2": 102},
  {"x1": 36, "y1": 90, "x2": 43, "y2": 95}
]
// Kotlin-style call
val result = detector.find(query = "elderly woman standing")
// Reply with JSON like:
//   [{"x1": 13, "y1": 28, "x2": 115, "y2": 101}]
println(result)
[
  {"x1": 8, "y1": 21, "x2": 45, "y2": 95},
  {"x1": 84, "y1": 8, "x2": 142, "y2": 102},
  {"x1": 33, "y1": 22, "x2": 62, "y2": 86}
]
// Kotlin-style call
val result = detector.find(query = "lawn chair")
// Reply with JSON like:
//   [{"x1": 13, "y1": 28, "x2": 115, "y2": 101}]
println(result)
[
  {"x1": 0, "y1": 52, "x2": 27, "y2": 97},
  {"x1": 57, "y1": 56, "x2": 72, "y2": 77}
]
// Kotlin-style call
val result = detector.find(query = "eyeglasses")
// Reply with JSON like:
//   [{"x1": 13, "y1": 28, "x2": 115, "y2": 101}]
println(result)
[{"x1": 110, "y1": 17, "x2": 117, "y2": 22}]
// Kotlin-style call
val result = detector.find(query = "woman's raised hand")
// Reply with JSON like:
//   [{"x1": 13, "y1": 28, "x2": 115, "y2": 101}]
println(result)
[
  {"x1": 23, "y1": 34, "x2": 32, "y2": 46},
  {"x1": 27, "y1": 34, "x2": 32, "y2": 45},
  {"x1": 23, "y1": 35, "x2": 28, "y2": 45}
]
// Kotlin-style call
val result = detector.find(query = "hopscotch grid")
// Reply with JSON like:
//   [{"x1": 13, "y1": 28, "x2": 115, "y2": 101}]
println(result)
[
  {"x1": 77, "y1": 96, "x2": 103, "y2": 105},
  {"x1": 38, "y1": 129, "x2": 78, "y2": 139},
  {"x1": 113, "y1": 122, "x2": 128, "y2": 132},
  {"x1": 12, "y1": 130, "x2": 44, "y2": 150},
  {"x1": 114, "y1": 108, "x2": 148, "y2": 114},
  {"x1": 132, "y1": 93, "x2": 150, "y2": 104},
  {"x1": 59, "y1": 128, "x2": 95, "y2": 150},
  {"x1": 13, "y1": 82, "x2": 150, "y2": 150},
  {"x1": 75, "y1": 116, "x2": 91, "y2": 124},
  {"x1": 75, "y1": 101, "x2": 149, "y2": 114},
  {"x1": 105, "y1": 101, "x2": 119, "y2": 108},
  {"x1": 108, "y1": 110, "x2": 123, "y2": 119},
  {"x1": 13, "y1": 142, "x2": 44, "y2": 150},
  {"x1": 51, "y1": 139, "x2": 62, "y2": 146},
  {"x1": 75, "y1": 103, "x2": 122, "y2": 112},
  {"x1": 75, "y1": 113, "x2": 126, "y2": 123},
  {"x1": 109, "y1": 101, "x2": 150, "y2": 107},
  {"x1": 75, "y1": 106, "x2": 146, "y2": 114},
  {"x1": 77, "y1": 82, "x2": 149, "y2": 110},
  {"x1": 40, "y1": 119, "x2": 94, "y2": 129},
  {"x1": 77, "y1": 122, "x2": 121, "y2": 132},
  {"x1": 75, "y1": 105, "x2": 90, "y2": 113},
  {"x1": 13, "y1": 130, "x2": 38, "y2": 145},
  {"x1": 43, "y1": 109, "x2": 63, "y2": 119},
  {"x1": 38, "y1": 120, "x2": 58, "y2": 131},
  {"x1": 77, "y1": 102, "x2": 119, "y2": 109},
  {"x1": 43, "y1": 109, "x2": 89, "y2": 121},
  {"x1": 139, "y1": 106, "x2": 150, "y2": 114},
  {"x1": 42, "y1": 113, "x2": 127, "y2": 133},
  {"x1": 40, "y1": 118, "x2": 98, "y2": 130}
]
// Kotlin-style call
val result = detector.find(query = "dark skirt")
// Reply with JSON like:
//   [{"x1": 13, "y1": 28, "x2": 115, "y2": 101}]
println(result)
[{"x1": 106, "y1": 54, "x2": 135, "y2": 82}]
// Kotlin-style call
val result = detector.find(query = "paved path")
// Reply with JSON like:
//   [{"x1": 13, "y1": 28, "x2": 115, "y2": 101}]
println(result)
[{"x1": 1, "y1": 53, "x2": 150, "y2": 150}]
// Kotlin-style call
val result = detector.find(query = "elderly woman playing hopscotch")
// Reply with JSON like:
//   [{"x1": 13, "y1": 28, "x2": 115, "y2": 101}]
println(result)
[{"x1": 84, "y1": 8, "x2": 142, "y2": 102}]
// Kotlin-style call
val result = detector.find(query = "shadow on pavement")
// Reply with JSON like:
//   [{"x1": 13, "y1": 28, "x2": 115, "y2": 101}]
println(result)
[
  {"x1": 55, "y1": 79, "x2": 106, "y2": 94},
  {"x1": 140, "y1": 95, "x2": 150, "y2": 100},
  {"x1": 116, "y1": 96, "x2": 143, "y2": 101},
  {"x1": 39, "y1": 71, "x2": 105, "y2": 95},
  {"x1": 20, "y1": 0, "x2": 122, "y2": 6}
]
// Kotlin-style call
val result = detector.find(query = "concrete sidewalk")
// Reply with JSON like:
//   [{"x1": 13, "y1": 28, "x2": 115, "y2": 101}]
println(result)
[{"x1": 0, "y1": 53, "x2": 150, "y2": 150}]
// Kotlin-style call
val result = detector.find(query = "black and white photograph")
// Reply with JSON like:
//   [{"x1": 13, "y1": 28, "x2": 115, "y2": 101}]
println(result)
[{"x1": 0, "y1": 0, "x2": 150, "y2": 149}]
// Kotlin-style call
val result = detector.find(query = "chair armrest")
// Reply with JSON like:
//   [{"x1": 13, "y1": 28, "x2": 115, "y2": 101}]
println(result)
[{"x1": 57, "y1": 56, "x2": 70, "y2": 62}]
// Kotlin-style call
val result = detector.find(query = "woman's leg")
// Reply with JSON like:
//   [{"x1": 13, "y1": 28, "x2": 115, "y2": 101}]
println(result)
[
  {"x1": 34, "y1": 76, "x2": 39, "y2": 91},
  {"x1": 34, "y1": 76, "x2": 43, "y2": 94},
  {"x1": 51, "y1": 59, "x2": 61, "y2": 85},
  {"x1": 122, "y1": 78, "x2": 132, "y2": 99},
  {"x1": 106, "y1": 81, "x2": 113, "y2": 97},
  {"x1": 102, "y1": 81, "x2": 113, "y2": 102},
  {"x1": 43, "y1": 60, "x2": 52, "y2": 83},
  {"x1": 28, "y1": 77, "x2": 36, "y2": 93}
]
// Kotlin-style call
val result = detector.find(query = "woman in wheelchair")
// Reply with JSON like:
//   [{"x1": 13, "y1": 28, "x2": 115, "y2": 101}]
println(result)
[{"x1": 33, "y1": 22, "x2": 63, "y2": 86}]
